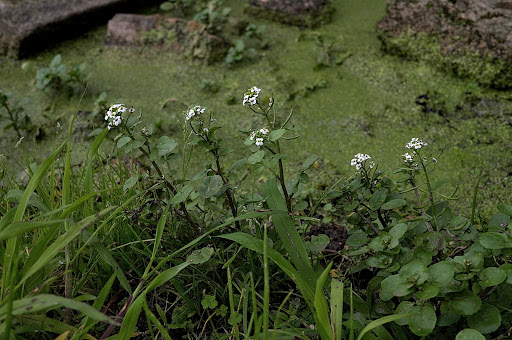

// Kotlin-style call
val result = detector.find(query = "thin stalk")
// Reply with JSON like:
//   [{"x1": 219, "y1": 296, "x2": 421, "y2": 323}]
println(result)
[
  {"x1": 354, "y1": 208, "x2": 380, "y2": 235},
  {"x1": 420, "y1": 160, "x2": 438, "y2": 230},
  {"x1": 123, "y1": 127, "x2": 200, "y2": 234},
  {"x1": 3, "y1": 103, "x2": 22, "y2": 139},
  {"x1": 275, "y1": 141, "x2": 292, "y2": 213},
  {"x1": 408, "y1": 174, "x2": 434, "y2": 232},
  {"x1": 213, "y1": 152, "x2": 240, "y2": 229},
  {"x1": 263, "y1": 222, "x2": 270, "y2": 339}
]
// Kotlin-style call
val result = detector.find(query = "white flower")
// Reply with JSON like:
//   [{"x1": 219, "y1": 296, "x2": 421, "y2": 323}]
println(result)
[
  {"x1": 350, "y1": 153, "x2": 374, "y2": 173},
  {"x1": 406, "y1": 138, "x2": 427, "y2": 150},
  {"x1": 242, "y1": 86, "x2": 261, "y2": 106},
  {"x1": 255, "y1": 138, "x2": 264, "y2": 146},
  {"x1": 105, "y1": 103, "x2": 126, "y2": 131},
  {"x1": 186, "y1": 105, "x2": 206, "y2": 121},
  {"x1": 129, "y1": 107, "x2": 135, "y2": 113},
  {"x1": 402, "y1": 152, "x2": 414, "y2": 163},
  {"x1": 250, "y1": 131, "x2": 257, "y2": 140},
  {"x1": 142, "y1": 127, "x2": 148, "y2": 136},
  {"x1": 260, "y1": 127, "x2": 269, "y2": 135}
]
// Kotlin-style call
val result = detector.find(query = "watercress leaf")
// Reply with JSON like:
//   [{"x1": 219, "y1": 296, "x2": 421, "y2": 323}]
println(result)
[
  {"x1": 408, "y1": 304, "x2": 436, "y2": 337},
  {"x1": 498, "y1": 203, "x2": 512, "y2": 217},
  {"x1": 369, "y1": 189, "x2": 387, "y2": 210},
  {"x1": 427, "y1": 261, "x2": 454, "y2": 287},
  {"x1": 199, "y1": 176, "x2": 223, "y2": 198},
  {"x1": 117, "y1": 136, "x2": 131, "y2": 149},
  {"x1": 479, "y1": 267, "x2": 506, "y2": 287},
  {"x1": 394, "y1": 301, "x2": 414, "y2": 326},
  {"x1": 467, "y1": 304, "x2": 501, "y2": 334},
  {"x1": 170, "y1": 184, "x2": 195, "y2": 205},
  {"x1": 381, "y1": 274, "x2": 413, "y2": 297},
  {"x1": 479, "y1": 232, "x2": 512, "y2": 249},
  {"x1": 247, "y1": 150, "x2": 265, "y2": 164},
  {"x1": 389, "y1": 223, "x2": 408, "y2": 240},
  {"x1": 156, "y1": 136, "x2": 178, "y2": 157},
  {"x1": 455, "y1": 329, "x2": 485, "y2": 340},
  {"x1": 449, "y1": 290, "x2": 482, "y2": 316},
  {"x1": 366, "y1": 253, "x2": 393, "y2": 269},
  {"x1": 416, "y1": 283, "x2": 439, "y2": 300},
  {"x1": 123, "y1": 175, "x2": 138, "y2": 191},
  {"x1": 304, "y1": 234, "x2": 329, "y2": 253},
  {"x1": 499, "y1": 263, "x2": 512, "y2": 284},
  {"x1": 301, "y1": 155, "x2": 318, "y2": 172},
  {"x1": 269, "y1": 129, "x2": 286, "y2": 141},
  {"x1": 346, "y1": 230, "x2": 368, "y2": 248},
  {"x1": 399, "y1": 260, "x2": 429, "y2": 285},
  {"x1": 381, "y1": 199, "x2": 406, "y2": 210}
]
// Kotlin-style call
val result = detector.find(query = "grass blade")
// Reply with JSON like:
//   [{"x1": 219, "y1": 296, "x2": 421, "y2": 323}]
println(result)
[
  {"x1": 356, "y1": 314, "x2": 411, "y2": 340},
  {"x1": 314, "y1": 262, "x2": 334, "y2": 340},
  {"x1": 330, "y1": 279, "x2": 344, "y2": 340}
]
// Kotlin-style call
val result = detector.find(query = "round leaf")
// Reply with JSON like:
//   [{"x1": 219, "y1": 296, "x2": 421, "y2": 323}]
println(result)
[
  {"x1": 395, "y1": 301, "x2": 414, "y2": 326},
  {"x1": 247, "y1": 150, "x2": 265, "y2": 164},
  {"x1": 399, "y1": 260, "x2": 429, "y2": 285},
  {"x1": 449, "y1": 290, "x2": 482, "y2": 316},
  {"x1": 389, "y1": 223, "x2": 408, "y2": 240},
  {"x1": 455, "y1": 329, "x2": 485, "y2": 340},
  {"x1": 156, "y1": 136, "x2": 178, "y2": 157},
  {"x1": 499, "y1": 263, "x2": 512, "y2": 284},
  {"x1": 369, "y1": 189, "x2": 387, "y2": 210},
  {"x1": 479, "y1": 267, "x2": 507, "y2": 287},
  {"x1": 467, "y1": 304, "x2": 501, "y2": 334},
  {"x1": 416, "y1": 283, "x2": 439, "y2": 300},
  {"x1": 346, "y1": 230, "x2": 368, "y2": 248},
  {"x1": 427, "y1": 261, "x2": 454, "y2": 287},
  {"x1": 381, "y1": 274, "x2": 414, "y2": 297},
  {"x1": 408, "y1": 304, "x2": 436, "y2": 336}
]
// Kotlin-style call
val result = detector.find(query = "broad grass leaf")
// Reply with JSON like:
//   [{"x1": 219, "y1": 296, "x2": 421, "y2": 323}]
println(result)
[
  {"x1": 314, "y1": 262, "x2": 334, "y2": 340},
  {"x1": 357, "y1": 314, "x2": 411, "y2": 340},
  {"x1": 20, "y1": 315, "x2": 95, "y2": 339},
  {"x1": 330, "y1": 280, "x2": 343, "y2": 340},
  {"x1": 0, "y1": 220, "x2": 66, "y2": 241},
  {"x1": 0, "y1": 294, "x2": 117, "y2": 324}
]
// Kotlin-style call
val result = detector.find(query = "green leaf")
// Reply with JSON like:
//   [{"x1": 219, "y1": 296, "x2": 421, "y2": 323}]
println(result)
[
  {"x1": 117, "y1": 136, "x2": 131, "y2": 149},
  {"x1": 455, "y1": 329, "x2": 485, "y2": 340},
  {"x1": 479, "y1": 232, "x2": 512, "y2": 249},
  {"x1": 301, "y1": 155, "x2": 318, "y2": 172},
  {"x1": 369, "y1": 189, "x2": 387, "y2": 210},
  {"x1": 381, "y1": 199, "x2": 406, "y2": 210},
  {"x1": 407, "y1": 304, "x2": 436, "y2": 336},
  {"x1": 123, "y1": 175, "x2": 138, "y2": 191},
  {"x1": 381, "y1": 275, "x2": 414, "y2": 297},
  {"x1": 305, "y1": 234, "x2": 330, "y2": 253},
  {"x1": 467, "y1": 304, "x2": 501, "y2": 334},
  {"x1": 499, "y1": 263, "x2": 512, "y2": 284},
  {"x1": 156, "y1": 136, "x2": 178, "y2": 157},
  {"x1": 479, "y1": 267, "x2": 507, "y2": 287},
  {"x1": 0, "y1": 294, "x2": 117, "y2": 324},
  {"x1": 389, "y1": 223, "x2": 408, "y2": 240},
  {"x1": 416, "y1": 283, "x2": 439, "y2": 300},
  {"x1": 201, "y1": 295, "x2": 218, "y2": 310},
  {"x1": 449, "y1": 290, "x2": 482, "y2": 316},
  {"x1": 427, "y1": 262, "x2": 454, "y2": 287},
  {"x1": 0, "y1": 220, "x2": 66, "y2": 241},
  {"x1": 248, "y1": 150, "x2": 265, "y2": 164},
  {"x1": 269, "y1": 129, "x2": 286, "y2": 141},
  {"x1": 357, "y1": 314, "x2": 411, "y2": 340},
  {"x1": 314, "y1": 262, "x2": 334, "y2": 340},
  {"x1": 330, "y1": 280, "x2": 343, "y2": 340},
  {"x1": 346, "y1": 230, "x2": 368, "y2": 247},
  {"x1": 394, "y1": 302, "x2": 414, "y2": 326},
  {"x1": 399, "y1": 260, "x2": 429, "y2": 285},
  {"x1": 199, "y1": 175, "x2": 223, "y2": 198},
  {"x1": 498, "y1": 203, "x2": 512, "y2": 217},
  {"x1": 170, "y1": 183, "x2": 195, "y2": 204}
]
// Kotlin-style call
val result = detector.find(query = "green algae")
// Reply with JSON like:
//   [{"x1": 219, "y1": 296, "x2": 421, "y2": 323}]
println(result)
[{"x1": 0, "y1": 0, "x2": 511, "y2": 216}]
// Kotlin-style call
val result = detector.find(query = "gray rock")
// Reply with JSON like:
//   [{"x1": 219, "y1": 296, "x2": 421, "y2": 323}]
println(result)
[
  {"x1": 245, "y1": 0, "x2": 333, "y2": 28},
  {"x1": 377, "y1": 0, "x2": 512, "y2": 88},
  {"x1": 0, "y1": 0, "x2": 161, "y2": 58},
  {"x1": 105, "y1": 14, "x2": 229, "y2": 63}
]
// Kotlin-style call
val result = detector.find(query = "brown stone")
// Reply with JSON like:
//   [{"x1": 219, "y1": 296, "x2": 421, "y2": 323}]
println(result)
[
  {"x1": 245, "y1": 0, "x2": 333, "y2": 28},
  {"x1": 0, "y1": 0, "x2": 162, "y2": 58},
  {"x1": 104, "y1": 14, "x2": 229, "y2": 63}
]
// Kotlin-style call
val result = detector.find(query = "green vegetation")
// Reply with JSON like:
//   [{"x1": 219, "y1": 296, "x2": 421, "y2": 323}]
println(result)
[{"x1": 0, "y1": 0, "x2": 511, "y2": 338}]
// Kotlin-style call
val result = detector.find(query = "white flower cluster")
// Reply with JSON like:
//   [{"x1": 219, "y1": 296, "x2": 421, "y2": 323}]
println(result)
[
  {"x1": 105, "y1": 103, "x2": 129, "y2": 130},
  {"x1": 186, "y1": 105, "x2": 206, "y2": 121},
  {"x1": 351, "y1": 153, "x2": 375, "y2": 171},
  {"x1": 249, "y1": 127, "x2": 269, "y2": 146},
  {"x1": 402, "y1": 152, "x2": 414, "y2": 163},
  {"x1": 243, "y1": 86, "x2": 261, "y2": 106},
  {"x1": 406, "y1": 137, "x2": 427, "y2": 150}
]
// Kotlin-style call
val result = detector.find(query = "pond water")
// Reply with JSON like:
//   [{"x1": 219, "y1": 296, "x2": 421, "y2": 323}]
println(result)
[{"x1": 0, "y1": 0, "x2": 510, "y2": 215}]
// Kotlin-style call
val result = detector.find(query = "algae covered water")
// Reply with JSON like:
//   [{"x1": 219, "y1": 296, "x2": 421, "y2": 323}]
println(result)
[{"x1": 0, "y1": 0, "x2": 510, "y2": 215}]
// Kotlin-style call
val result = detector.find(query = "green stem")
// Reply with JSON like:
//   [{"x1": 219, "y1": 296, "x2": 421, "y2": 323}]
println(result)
[
  {"x1": 420, "y1": 160, "x2": 438, "y2": 230},
  {"x1": 214, "y1": 154, "x2": 240, "y2": 229},
  {"x1": 263, "y1": 222, "x2": 270, "y2": 339}
]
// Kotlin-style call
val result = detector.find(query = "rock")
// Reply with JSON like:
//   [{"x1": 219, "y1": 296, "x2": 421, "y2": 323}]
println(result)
[
  {"x1": 245, "y1": 0, "x2": 333, "y2": 28},
  {"x1": 377, "y1": 0, "x2": 512, "y2": 89},
  {"x1": 0, "y1": 0, "x2": 161, "y2": 58},
  {"x1": 104, "y1": 14, "x2": 229, "y2": 63}
]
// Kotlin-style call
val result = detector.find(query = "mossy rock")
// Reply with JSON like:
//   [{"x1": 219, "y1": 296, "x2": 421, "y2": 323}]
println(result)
[{"x1": 244, "y1": 0, "x2": 334, "y2": 28}]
